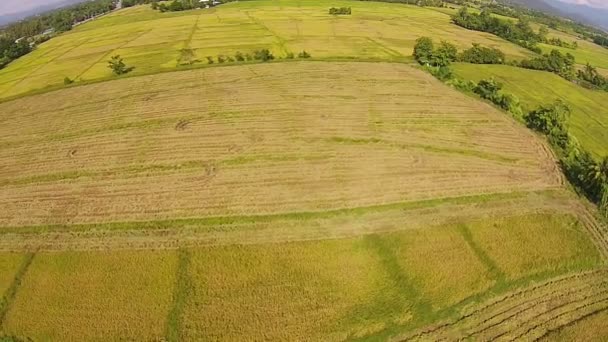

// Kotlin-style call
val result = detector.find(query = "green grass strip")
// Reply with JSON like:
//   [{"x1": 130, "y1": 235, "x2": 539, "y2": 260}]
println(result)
[
  {"x1": 0, "y1": 190, "x2": 554, "y2": 235},
  {"x1": 0, "y1": 253, "x2": 35, "y2": 328},
  {"x1": 457, "y1": 223, "x2": 506, "y2": 283},
  {"x1": 165, "y1": 249, "x2": 192, "y2": 342}
]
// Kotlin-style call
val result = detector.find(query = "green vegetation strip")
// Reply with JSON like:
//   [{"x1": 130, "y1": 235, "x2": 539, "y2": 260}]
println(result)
[
  {"x1": 457, "y1": 223, "x2": 506, "y2": 283},
  {"x1": 0, "y1": 191, "x2": 554, "y2": 235},
  {"x1": 165, "y1": 249, "x2": 192, "y2": 342},
  {"x1": 0, "y1": 253, "x2": 35, "y2": 327}
]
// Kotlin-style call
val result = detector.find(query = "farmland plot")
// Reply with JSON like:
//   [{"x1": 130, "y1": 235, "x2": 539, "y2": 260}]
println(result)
[{"x1": 0, "y1": 62, "x2": 562, "y2": 227}]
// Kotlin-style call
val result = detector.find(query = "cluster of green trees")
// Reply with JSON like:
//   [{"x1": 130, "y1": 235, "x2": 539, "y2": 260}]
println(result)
[
  {"x1": 473, "y1": 78, "x2": 522, "y2": 114},
  {"x1": 524, "y1": 101, "x2": 608, "y2": 216},
  {"x1": 0, "y1": 39, "x2": 31, "y2": 69},
  {"x1": 594, "y1": 35, "x2": 608, "y2": 48},
  {"x1": 204, "y1": 49, "x2": 310, "y2": 64},
  {"x1": 544, "y1": 37, "x2": 578, "y2": 49},
  {"x1": 452, "y1": 7, "x2": 542, "y2": 53},
  {"x1": 122, "y1": 0, "x2": 157, "y2": 7},
  {"x1": 107, "y1": 55, "x2": 134, "y2": 75},
  {"x1": 413, "y1": 37, "x2": 505, "y2": 67},
  {"x1": 518, "y1": 49, "x2": 575, "y2": 79},
  {"x1": 459, "y1": 43, "x2": 505, "y2": 64},
  {"x1": 577, "y1": 63, "x2": 608, "y2": 91},
  {"x1": 413, "y1": 37, "x2": 457, "y2": 68},
  {"x1": 328, "y1": 7, "x2": 352, "y2": 15}
]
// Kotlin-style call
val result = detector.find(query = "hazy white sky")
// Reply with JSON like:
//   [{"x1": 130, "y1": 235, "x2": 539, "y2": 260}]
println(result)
[
  {"x1": 0, "y1": 0, "x2": 69, "y2": 15},
  {"x1": 554, "y1": 0, "x2": 608, "y2": 9}
]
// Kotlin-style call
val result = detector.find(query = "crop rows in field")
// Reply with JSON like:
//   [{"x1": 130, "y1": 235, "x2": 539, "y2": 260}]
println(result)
[
  {"x1": 0, "y1": 0, "x2": 534, "y2": 98},
  {"x1": 0, "y1": 190, "x2": 582, "y2": 252},
  {"x1": 398, "y1": 269, "x2": 608, "y2": 341},
  {"x1": 0, "y1": 62, "x2": 562, "y2": 227}
]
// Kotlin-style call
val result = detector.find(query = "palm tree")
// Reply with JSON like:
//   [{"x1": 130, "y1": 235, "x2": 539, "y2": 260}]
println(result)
[{"x1": 589, "y1": 156, "x2": 608, "y2": 184}]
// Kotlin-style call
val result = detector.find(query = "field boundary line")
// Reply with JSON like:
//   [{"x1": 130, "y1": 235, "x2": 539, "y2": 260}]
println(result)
[
  {"x1": 165, "y1": 249, "x2": 192, "y2": 342},
  {"x1": 0, "y1": 252, "x2": 36, "y2": 328},
  {"x1": 74, "y1": 29, "x2": 153, "y2": 81},
  {"x1": 457, "y1": 223, "x2": 506, "y2": 283},
  {"x1": 244, "y1": 11, "x2": 289, "y2": 55}
]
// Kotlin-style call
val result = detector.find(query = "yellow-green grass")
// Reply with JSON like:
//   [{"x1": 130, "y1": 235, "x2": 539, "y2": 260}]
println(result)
[
  {"x1": 0, "y1": 62, "x2": 562, "y2": 227},
  {"x1": 539, "y1": 42, "x2": 608, "y2": 70},
  {"x1": 0, "y1": 253, "x2": 26, "y2": 299},
  {"x1": 542, "y1": 309, "x2": 608, "y2": 341},
  {"x1": 2, "y1": 250, "x2": 178, "y2": 341},
  {"x1": 452, "y1": 63, "x2": 608, "y2": 158},
  {"x1": 178, "y1": 213, "x2": 601, "y2": 340},
  {"x1": 538, "y1": 26, "x2": 608, "y2": 70},
  {"x1": 465, "y1": 213, "x2": 602, "y2": 280},
  {"x1": 0, "y1": 0, "x2": 534, "y2": 99}
]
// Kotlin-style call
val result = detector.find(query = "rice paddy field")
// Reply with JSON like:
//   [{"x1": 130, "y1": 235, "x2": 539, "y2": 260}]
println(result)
[
  {"x1": 452, "y1": 63, "x2": 608, "y2": 158},
  {"x1": 0, "y1": 1, "x2": 608, "y2": 340},
  {"x1": 0, "y1": 0, "x2": 535, "y2": 99},
  {"x1": 0, "y1": 60, "x2": 607, "y2": 340}
]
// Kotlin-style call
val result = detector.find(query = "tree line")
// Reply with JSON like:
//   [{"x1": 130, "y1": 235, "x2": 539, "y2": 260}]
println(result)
[
  {"x1": 452, "y1": 7, "x2": 542, "y2": 53},
  {"x1": 414, "y1": 36, "x2": 608, "y2": 218},
  {"x1": 329, "y1": 7, "x2": 352, "y2": 15}
]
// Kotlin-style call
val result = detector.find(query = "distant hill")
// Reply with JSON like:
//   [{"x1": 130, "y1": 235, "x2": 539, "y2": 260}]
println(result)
[
  {"x1": 504, "y1": 0, "x2": 608, "y2": 31},
  {"x1": 0, "y1": 0, "x2": 87, "y2": 27}
]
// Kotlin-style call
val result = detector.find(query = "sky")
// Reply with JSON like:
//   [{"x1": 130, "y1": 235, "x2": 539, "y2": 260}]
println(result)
[
  {"x1": 553, "y1": 0, "x2": 608, "y2": 9},
  {"x1": 0, "y1": 0, "x2": 69, "y2": 15}
]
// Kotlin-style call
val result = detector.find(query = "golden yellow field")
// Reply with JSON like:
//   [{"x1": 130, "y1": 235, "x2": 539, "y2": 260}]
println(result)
[{"x1": 2, "y1": 251, "x2": 177, "y2": 341}]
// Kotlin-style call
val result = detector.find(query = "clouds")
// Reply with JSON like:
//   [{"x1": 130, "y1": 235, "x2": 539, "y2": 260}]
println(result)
[
  {"x1": 554, "y1": 0, "x2": 608, "y2": 9},
  {"x1": 0, "y1": 0, "x2": 67, "y2": 15}
]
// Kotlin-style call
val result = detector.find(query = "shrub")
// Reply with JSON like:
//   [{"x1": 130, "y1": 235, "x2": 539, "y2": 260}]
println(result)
[
  {"x1": 206, "y1": 56, "x2": 214, "y2": 64},
  {"x1": 286, "y1": 52, "x2": 294, "y2": 59},
  {"x1": 329, "y1": 7, "x2": 351, "y2": 15},
  {"x1": 519, "y1": 49, "x2": 575, "y2": 80},
  {"x1": 297, "y1": 50, "x2": 311, "y2": 58},
  {"x1": 63, "y1": 77, "x2": 74, "y2": 85},
  {"x1": 414, "y1": 37, "x2": 456, "y2": 67},
  {"x1": 413, "y1": 37, "x2": 434, "y2": 65},
  {"x1": 253, "y1": 49, "x2": 274, "y2": 61},
  {"x1": 107, "y1": 55, "x2": 134, "y2": 75},
  {"x1": 217, "y1": 55, "x2": 226, "y2": 63},
  {"x1": 459, "y1": 44, "x2": 505, "y2": 64},
  {"x1": 234, "y1": 51, "x2": 245, "y2": 61}
]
